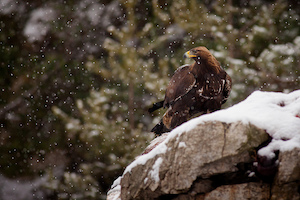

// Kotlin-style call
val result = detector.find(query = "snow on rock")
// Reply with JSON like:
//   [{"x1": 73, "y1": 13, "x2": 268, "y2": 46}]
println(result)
[
  {"x1": 107, "y1": 90, "x2": 300, "y2": 199},
  {"x1": 167, "y1": 89, "x2": 300, "y2": 158},
  {"x1": 123, "y1": 90, "x2": 300, "y2": 175},
  {"x1": 118, "y1": 122, "x2": 268, "y2": 200},
  {"x1": 141, "y1": 132, "x2": 169, "y2": 155},
  {"x1": 124, "y1": 140, "x2": 168, "y2": 174},
  {"x1": 148, "y1": 157, "x2": 163, "y2": 183},
  {"x1": 178, "y1": 142, "x2": 187, "y2": 148},
  {"x1": 107, "y1": 177, "x2": 121, "y2": 200}
]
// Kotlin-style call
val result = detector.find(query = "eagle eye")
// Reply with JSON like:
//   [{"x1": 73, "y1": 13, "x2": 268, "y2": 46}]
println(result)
[{"x1": 191, "y1": 49, "x2": 200, "y2": 54}]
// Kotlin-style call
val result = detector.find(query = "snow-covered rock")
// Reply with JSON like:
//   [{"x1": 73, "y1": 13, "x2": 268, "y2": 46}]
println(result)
[{"x1": 107, "y1": 90, "x2": 300, "y2": 200}]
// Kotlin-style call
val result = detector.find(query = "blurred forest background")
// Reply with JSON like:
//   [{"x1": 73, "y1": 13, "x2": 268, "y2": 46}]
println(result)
[{"x1": 0, "y1": 0, "x2": 299, "y2": 199}]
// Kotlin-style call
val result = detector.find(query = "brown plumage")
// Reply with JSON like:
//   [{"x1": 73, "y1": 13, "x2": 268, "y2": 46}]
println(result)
[{"x1": 149, "y1": 46, "x2": 232, "y2": 135}]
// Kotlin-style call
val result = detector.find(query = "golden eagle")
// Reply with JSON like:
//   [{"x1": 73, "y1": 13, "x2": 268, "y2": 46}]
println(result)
[{"x1": 149, "y1": 46, "x2": 232, "y2": 135}]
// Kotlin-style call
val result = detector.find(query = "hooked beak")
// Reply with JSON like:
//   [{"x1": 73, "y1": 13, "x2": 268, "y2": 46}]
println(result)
[{"x1": 183, "y1": 50, "x2": 197, "y2": 59}]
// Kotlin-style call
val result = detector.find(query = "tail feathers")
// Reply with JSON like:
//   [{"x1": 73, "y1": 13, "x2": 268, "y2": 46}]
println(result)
[
  {"x1": 148, "y1": 100, "x2": 164, "y2": 113},
  {"x1": 151, "y1": 120, "x2": 170, "y2": 136}
]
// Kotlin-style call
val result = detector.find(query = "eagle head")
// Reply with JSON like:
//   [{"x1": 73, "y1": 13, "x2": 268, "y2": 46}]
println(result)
[
  {"x1": 183, "y1": 46, "x2": 220, "y2": 71},
  {"x1": 183, "y1": 46, "x2": 211, "y2": 60}
]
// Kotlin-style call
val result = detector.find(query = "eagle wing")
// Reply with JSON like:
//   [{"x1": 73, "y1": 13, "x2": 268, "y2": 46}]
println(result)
[
  {"x1": 198, "y1": 70, "x2": 231, "y2": 103},
  {"x1": 222, "y1": 73, "x2": 232, "y2": 104},
  {"x1": 164, "y1": 64, "x2": 196, "y2": 107}
]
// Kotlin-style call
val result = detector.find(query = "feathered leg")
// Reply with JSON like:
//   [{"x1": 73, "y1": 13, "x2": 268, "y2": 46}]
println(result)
[{"x1": 151, "y1": 119, "x2": 171, "y2": 136}]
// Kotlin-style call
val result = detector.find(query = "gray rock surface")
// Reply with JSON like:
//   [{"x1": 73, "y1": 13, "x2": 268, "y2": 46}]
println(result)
[
  {"x1": 196, "y1": 182, "x2": 270, "y2": 200},
  {"x1": 109, "y1": 121, "x2": 277, "y2": 200},
  {"x1": 270, "y1": 148, "x2": 300, "y2": 200}
]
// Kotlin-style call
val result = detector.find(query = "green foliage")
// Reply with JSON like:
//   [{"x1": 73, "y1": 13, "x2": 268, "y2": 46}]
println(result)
[{"x1": 0, "y1": 0, "x2": 299, "y2": 199}]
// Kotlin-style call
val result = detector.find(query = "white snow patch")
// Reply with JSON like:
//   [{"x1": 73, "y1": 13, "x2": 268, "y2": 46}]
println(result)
[
  {"x1": 228, "y1": 58, "x2": 244, "y2": 66},
  {"x1": 107, "y1": 176, "x2": 121, "y2": 199},
  {"x1": 124, "y1": 142, "x2": 168, "y2": 174},
  {"x1": 110, "y1": 176, "x2": 121, "y2": 191},
  {"x1": 253, "y1": 25, "x2": 268, "y2": 34},
  {"x1": 149, "y1": 158, "x2": 163, "y2": 183},
  {"x1": 0, "y1": 0, "x2": 16, "y2": 14},
  {"x1": 86, "y1": 3, "x2": 104, "y2": 26},
  {"x1": 23, "y1": 7, "x2": 56, "y2": 42},
  {"x1": 211, "y1": 50, "x2": 225, "y2": 59},
  {"x1": 144, "y1": 177, "x2": 148, "y2": 184},
  {"x1": 271, "y1": 43, "x2": 295, "y2": 55},
  {"x1": 88, "y1": 130, "x2": 99, "y2": 137},
  {"x1": 178, "y1": 142, "x2": 187, "y2": 148}
]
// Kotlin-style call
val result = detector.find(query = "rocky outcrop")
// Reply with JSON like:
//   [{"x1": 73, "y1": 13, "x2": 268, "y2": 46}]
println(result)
[
  {"x1": 107, "y1": 90, "x2": 300, "y2": 200},
  {"x1": 107, "y1": 121, "x2": 300, "y2": 200},
  {"x1": 121, "y1": 121, "x2": 266, "y2": 199}
]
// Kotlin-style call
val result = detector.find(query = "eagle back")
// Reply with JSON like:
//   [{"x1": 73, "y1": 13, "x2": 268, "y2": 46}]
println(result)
[{"x1": 196, "y1": 68, "x2": 230, "y2": 104}]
